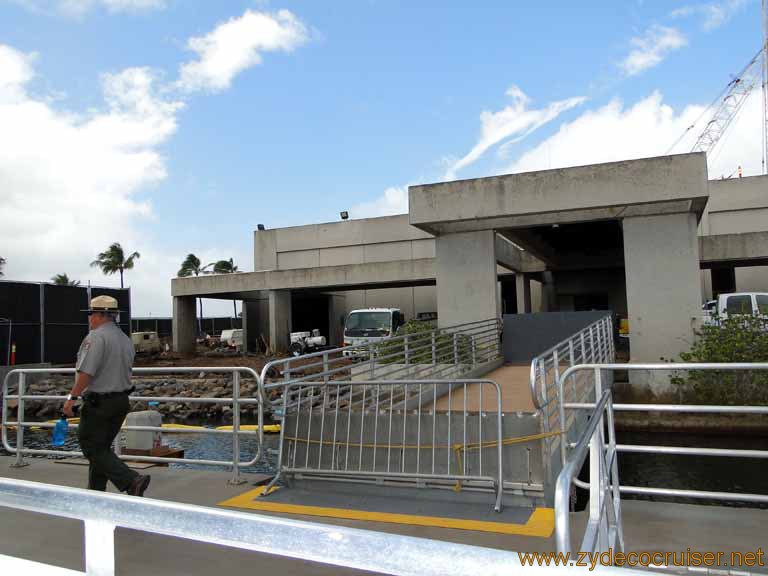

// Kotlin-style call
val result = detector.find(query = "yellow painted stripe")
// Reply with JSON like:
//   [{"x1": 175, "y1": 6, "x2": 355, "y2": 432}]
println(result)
[{"x1": 219, "y1": 486, "x2": 553, "y2": 537}]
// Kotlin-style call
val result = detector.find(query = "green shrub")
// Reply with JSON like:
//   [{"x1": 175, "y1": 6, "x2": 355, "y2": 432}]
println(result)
[
  {"x1": 669, "y1": 314, "x2": 768, "y2": 405},
  {"x1": 374, "y1": 320, "x2": 474, "y2": 365}
]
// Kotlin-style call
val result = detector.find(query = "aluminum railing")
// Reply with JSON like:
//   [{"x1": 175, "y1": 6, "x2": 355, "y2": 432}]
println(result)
[
  {"x1": 0, "y1": 477, "x2": 651, "y2": 576},
  {"x1": 528, "y1": 314, "x2": 614, "y2": 481},
  {"x1": 2, "y1": 366, "x2": 268, "y2": 484},
  {"x1": 529, "y1": 314, "x2": 614, "y2": 412},
  {"x1": 555, "y1": 363, "x2": 768, "y2": 553},
  {"x1": 264, "y1": 379, "x2": 504, "y2": 512},
  {"x1": 555, "y1": 388, "x2": 623, "y2": 554},
  {"x1": 260, "y1": 318, "x2": 503, "y2": 412}
]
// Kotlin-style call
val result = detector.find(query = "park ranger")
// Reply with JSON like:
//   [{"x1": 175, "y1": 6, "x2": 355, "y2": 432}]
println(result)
[{"x1": 63, "y1": 295, "x2": 150, "y2": 496}]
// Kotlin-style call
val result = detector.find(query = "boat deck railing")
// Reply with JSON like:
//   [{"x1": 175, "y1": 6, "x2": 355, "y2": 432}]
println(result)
[
  {"x1": 0, "y1": 475, "x2": 657, "y2": 576},
  {"x1": 555, "y1": 362, "x2": 768, "y2": 554}
]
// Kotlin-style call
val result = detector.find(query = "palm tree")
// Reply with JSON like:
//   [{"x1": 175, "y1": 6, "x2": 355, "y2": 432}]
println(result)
[
  {"x1": 0, "y1": 256, "x2": 5, "y2": 277},
  {"x1": 51, "y1": 273, "x2": 80, "y2": 286},
  {"x1": 212, "y1": 258, "x2": 239, "y2": 317},
  {"x1": 90, "y1": 243, "x2": 140, "y2": 288},
  {"x1": 178, "y1": 254, "x2": 212, "y2": 335}
]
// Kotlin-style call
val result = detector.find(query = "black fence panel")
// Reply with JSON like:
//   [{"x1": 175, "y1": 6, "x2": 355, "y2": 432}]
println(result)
[{"x1": 0, "y1": 281, "x2": 130, "y2": 366}]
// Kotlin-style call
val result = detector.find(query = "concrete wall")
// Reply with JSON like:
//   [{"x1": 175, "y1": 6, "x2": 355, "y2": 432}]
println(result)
[
  {"x1": 550, "y1": 269, "x2": 627, "y2": 317},
  {"x1": 699, "y1": 175, "x2": 768, "y2": 300},
  {"x1": 502, "y1": 311, "x2": 609, "y2": 364},
  {"x1": 254, "y1": 215, "x2": 434, "y2": 272}
]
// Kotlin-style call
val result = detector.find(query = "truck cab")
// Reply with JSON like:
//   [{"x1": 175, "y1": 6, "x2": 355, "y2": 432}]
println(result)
[
  {"x1": 703, "y1": 292, "x2": 768, "y2": 324},
  {"x1": 342, "y1": 308, "x2": 405, "y2": 356}
]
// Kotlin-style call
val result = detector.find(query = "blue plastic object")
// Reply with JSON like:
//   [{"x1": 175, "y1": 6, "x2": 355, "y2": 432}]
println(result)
[{"x1": 52, "y1": 416, "x2": 68, "y2": 447}]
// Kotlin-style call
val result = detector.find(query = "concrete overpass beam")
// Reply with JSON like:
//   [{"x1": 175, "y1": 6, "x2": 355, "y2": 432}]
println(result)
[
  {"x1": 623, "y1": 213, "x2": 701, "y2": 392},
  {"x1": 172, "y1": 296, "x2": 197, "y2": 354},
  {"x1": 436, "y1": 230, "x2": 498, "y2": 328},
  {"x1": 269, "y1": 290, "x2": 292, "y2": 353}
]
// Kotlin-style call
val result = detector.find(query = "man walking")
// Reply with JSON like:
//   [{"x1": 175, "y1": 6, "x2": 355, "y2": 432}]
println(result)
[{"x1": 64, "y1": 295, "x2": 150, "y2": 496}]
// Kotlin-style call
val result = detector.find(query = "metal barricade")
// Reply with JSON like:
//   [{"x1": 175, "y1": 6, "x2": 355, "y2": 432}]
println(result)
[
  {"x1": 554, "y1": 363, "x2": 768, "y2": 553},
  {"x1": 260, "y1": 318, "x2": 503, "y2": 404},
  {"x1": 2, "y1": 367, "x2": 268, "y2": 484},
  {"x1": 265, "y1": 379, "x2": 504, "y2": 512}
]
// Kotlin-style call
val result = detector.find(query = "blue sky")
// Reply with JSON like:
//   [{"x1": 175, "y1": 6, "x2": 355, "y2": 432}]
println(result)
[{"x1": 0, "y1": 0, "x2": 765, "y2": 315}]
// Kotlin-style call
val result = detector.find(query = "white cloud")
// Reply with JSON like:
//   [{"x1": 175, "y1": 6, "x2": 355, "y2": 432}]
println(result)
[
  {"x1": 12, "y1": 0, "x2": 166, "y2": 16},
  {"x1": 445, "y1": 85, "x2": 586, "y2": 180},
  {"x1": 502, "y1": 89, "x2": 764, "y2": 179},
  {"x1": 671, "y1": 0, "x2": 749, "y2": 30},
  {"x1": 0, "y1": 44, "x2": 184, "y2": 314},
  {"x1": 177, "y1": 9, "x2": 308, "y2": 93},
  {"x1": 350, "y1": 186, "x2": 409, "y2": 219},
  {"x1": 620, "y1": 25, "x2": 688, "y2": 76}
]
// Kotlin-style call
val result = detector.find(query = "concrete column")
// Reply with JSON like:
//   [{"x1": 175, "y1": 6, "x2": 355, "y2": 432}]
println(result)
[
  {"x1": 623, "y1": 213, "x2": 701, "y2": 390},
  {"x1": 269, "y1": 290, "x2": 292, "y2": 352},
  {"x1": 436, "y1": 230, "x2": 498, "y2": 328},
  {"x1": 541, "y1": 271, "x2": 557, "y2": 312},
  {"x1": 515, "y1": 273, "x2": 532, "y2": 314},
  {"x1": 172, "y1": 297, "x2": 197, "y2": 354}
]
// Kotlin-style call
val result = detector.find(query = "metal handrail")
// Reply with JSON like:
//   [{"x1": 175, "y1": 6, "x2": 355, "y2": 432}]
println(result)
[
  {"x1": 2, "y1": 366, "x2": 267, "y2": 484},
  {"x1": 554, "y1": 362, "x2": 768, "y2": 554},
  {"x1": 529, "y1": 314, "x2": 613, "y2": 410},
  {"x1": 259, "y1": 318, "x2": 502, "y2": 397},
  {"x1": 0, "y1": 477, "x2": 650, "y2": 576},
  {"x1": 554, "y1": 388, "x2": 623, "y2": 554}
]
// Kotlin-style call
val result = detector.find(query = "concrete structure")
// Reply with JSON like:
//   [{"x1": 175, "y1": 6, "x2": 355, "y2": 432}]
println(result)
[{"x1": 172, "y1": 154, "x2": 768, "y2": 372}]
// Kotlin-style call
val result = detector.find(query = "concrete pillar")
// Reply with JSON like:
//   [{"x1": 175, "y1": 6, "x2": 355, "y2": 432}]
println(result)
[
  {"x1": 269, "y1": 290, "x2": 292, "y2": 352},
  {"x1": 623, "y1": 213, "x2": 701, "y2": 389},
  {"x1": 435, "y1": 230, "x2": 498, "y2": 328},
  {"x1": 541, "y1": 271, "x2": 557, "y2": 312},
  {"x1": 172, "y1": 296, "x2": 197, "y2": 354},
  {"x1": 515, "y1": 273, "x2": 532, "y2": 314}
]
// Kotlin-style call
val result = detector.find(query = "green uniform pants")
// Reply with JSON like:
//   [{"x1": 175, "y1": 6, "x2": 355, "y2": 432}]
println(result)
[{"x1": 77, "y1": 393, "x2": 137, "y2": 492}]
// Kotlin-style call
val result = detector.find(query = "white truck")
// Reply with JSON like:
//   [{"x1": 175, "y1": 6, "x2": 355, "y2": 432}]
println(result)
[
  {"x1": 342, "y1": 308, "x2": 405, "y2": 357},
  {"x1": 702, "y1": 292, "x2": 768, "y2": 324}
]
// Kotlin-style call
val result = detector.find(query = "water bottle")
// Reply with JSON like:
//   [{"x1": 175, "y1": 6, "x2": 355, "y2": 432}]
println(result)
[{"x1": 52, "y1": 415, "x2": 68, "y2": 447}]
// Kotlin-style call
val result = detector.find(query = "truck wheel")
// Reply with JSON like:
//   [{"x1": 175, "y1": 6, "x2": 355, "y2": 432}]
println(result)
[{"x1": 289, "y1": 342, "x2": 304, "y2": 357}]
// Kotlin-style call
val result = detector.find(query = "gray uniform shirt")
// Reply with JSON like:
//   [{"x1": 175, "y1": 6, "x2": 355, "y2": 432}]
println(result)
[{"x1": 76, "y1": 322, "x2": 135, "y2": 393}]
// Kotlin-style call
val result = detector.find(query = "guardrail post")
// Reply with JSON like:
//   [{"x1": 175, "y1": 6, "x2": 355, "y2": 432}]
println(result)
[
  {"x1": 453, "y1": 333, "x2": 458, "y2": 367},
  {"x1": 471, "y1": 335, "x2": 477, "y2": 366},
  {"x1": 405, "y1": 334, "x2": 410, "y2": 369},
  {"x1": 12, "y1": 372, "x2": 28, "y2": 468},
  {"x1": 229, "y1": 371, "x2": 245, "y2": 485},
  {"x1": 369, "y1": 344, "x2": 375, "y2": 378},
  {"x1": 85, "y1": 518, "x2": 115, "y2": 576},
  {"x1": 431, "y1": 331, "x2": 436, "y2": 366}
]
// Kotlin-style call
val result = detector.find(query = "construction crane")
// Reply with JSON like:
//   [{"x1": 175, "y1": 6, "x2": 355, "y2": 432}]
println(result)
[{"x1": 670, "y1": 1, "x2": 768, "y2": 175}]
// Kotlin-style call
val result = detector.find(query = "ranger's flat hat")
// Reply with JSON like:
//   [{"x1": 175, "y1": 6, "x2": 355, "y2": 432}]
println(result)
[{"x1": 81, "y1": 295, "x2": 124, "y2": 313}]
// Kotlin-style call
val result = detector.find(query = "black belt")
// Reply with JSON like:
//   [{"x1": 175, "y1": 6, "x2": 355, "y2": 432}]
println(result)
[{"x1": 87, "y1": 386, "x2": 134, "y2": 399}]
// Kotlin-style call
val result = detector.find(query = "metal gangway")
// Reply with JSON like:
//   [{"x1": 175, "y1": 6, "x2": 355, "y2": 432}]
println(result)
[{"x1": 261, "y1": 317, "x2": 503, "y2": 412}]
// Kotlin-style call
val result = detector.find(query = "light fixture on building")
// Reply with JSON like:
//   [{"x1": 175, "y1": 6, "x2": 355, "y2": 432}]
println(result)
[
  {"x1": 340, "y1": 211, "x2": 349, "y2": 220},
  {"x1": 257, "y1": 224, "x2": 266, "y2": 231}
]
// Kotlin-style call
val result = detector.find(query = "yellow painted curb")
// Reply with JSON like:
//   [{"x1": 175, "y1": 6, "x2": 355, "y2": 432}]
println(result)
[{"x1": 219, "y1": 486, "x2": 554, "y2": 537}]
